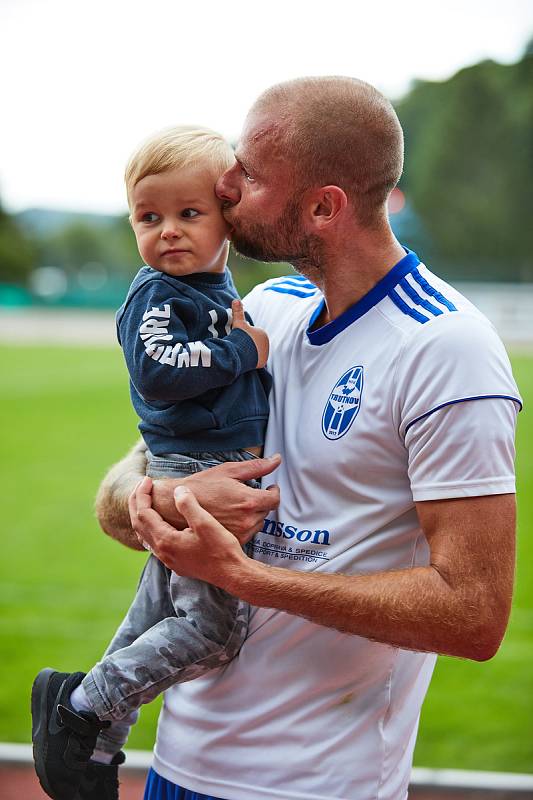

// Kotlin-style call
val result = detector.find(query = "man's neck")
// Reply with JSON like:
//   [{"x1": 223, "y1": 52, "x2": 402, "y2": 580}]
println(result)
[{"x1": 309, "y1": 228, "x2": 406, "y2": 328}]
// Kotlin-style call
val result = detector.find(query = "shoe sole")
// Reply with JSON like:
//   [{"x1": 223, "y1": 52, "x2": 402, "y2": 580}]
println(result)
[{"x1": 31, "y1": 667, "x2": 59, "y2": 799}]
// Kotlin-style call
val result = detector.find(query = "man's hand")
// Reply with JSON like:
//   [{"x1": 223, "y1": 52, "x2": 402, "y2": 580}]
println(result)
[
  {"x1": 232, "y1": 299, "x2": 269, "y2": 368},
  {"x1": 151, "y1": 454, "x2": 281, "y2": 545},
  {"x1": 129, "y1": 478, "x2": 249, "y2": 586}
]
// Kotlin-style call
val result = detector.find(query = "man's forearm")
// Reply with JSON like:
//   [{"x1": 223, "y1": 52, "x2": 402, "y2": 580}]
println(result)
[
  {"x1": 132, "y1": 480, "x2": 514, "y2": 662},
  {"x1": 220, "y1": 494, "x2": 515, "y2": 662},
  {"x1": 95, "y1": 439, "x2": 148, "y2": 550},
  {"x1": 223, "y1": 559, "x2": 497, "y2": 661}
]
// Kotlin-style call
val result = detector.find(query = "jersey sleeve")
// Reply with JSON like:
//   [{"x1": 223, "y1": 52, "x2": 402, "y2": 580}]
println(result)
[
  {"x1": 406, "y1": 398, "x2": 519, "y2": 500},
  {"x1": 242, "y1": 282, "x2": 267, "y2": 324},
  {"x1": 118, "y1": 278, "x2": 259, "y2": 404},
  {"x1": 393, "y1": 312, "x2": 522, "y2": 501}
]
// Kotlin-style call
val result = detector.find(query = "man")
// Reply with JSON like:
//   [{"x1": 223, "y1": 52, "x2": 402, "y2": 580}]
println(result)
[{"x1": 99, "y1": 77, "x2": 521, "y2": 800}]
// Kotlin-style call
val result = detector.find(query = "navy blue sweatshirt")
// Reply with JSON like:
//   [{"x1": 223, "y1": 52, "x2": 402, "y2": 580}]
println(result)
[{"x1": 117, "y1": 267, "x2": 271, "y2": 455}]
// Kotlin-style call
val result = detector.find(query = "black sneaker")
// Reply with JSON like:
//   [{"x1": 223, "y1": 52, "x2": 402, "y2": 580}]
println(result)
[
  {"x1": 76, "y1": 751, "x2": 125, "y2": 800},
  {"x1": 31, "y1": 668, "x2": 110, "y2": 800}
]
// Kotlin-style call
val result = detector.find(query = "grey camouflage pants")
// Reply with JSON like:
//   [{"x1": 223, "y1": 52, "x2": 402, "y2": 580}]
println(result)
[{"x1": 84, "y1": 449, "x2": 256, "y2": 755}]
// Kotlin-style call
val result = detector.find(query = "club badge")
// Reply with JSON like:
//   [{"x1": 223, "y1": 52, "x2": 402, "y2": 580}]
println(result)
[{"x1": 322, "y1": 366, "x2": 364, "y2": 440}]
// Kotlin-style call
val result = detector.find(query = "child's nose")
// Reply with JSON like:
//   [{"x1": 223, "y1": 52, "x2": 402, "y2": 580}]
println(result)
[{"x1": 161, "y1": 224, "x2": 183, "y2": 239}]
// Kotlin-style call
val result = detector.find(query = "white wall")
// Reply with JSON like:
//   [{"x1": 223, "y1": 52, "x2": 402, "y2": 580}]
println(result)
[{"x1": 457, "y1": 283, "x2": 533, "y2": 346}]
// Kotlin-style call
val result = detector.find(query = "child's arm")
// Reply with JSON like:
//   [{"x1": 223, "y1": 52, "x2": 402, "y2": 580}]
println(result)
[{"x1": 119, "y1": 281, "x2": 269, "y2": 404}]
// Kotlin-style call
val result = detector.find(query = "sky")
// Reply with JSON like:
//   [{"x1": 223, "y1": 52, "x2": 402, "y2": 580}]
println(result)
[{"x1": 1, "y1": 0, "x2": 532, "y2": 215}]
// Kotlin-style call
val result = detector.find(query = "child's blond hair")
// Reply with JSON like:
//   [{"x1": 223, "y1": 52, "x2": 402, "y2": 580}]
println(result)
[{"x1": 125, "y1": 125, "x2": 235, "y2": 208}]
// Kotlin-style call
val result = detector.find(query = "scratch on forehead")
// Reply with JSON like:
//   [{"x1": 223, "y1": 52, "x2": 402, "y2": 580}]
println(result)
[
  {"x1": 247, "y1": 120, "x2": 288, "y2": 164},
  {"x1": 250, "y1": 122, "x2": 281, "y2": 143}
]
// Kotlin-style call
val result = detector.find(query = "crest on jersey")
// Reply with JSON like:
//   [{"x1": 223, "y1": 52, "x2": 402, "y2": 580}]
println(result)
[{"x1": 322, "y1": 366, "x2": 364, "y2": 440}]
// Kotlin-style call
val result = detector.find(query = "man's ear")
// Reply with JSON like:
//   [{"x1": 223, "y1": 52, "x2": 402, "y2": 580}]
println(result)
[{"x1": 306, "y1": 186, "x2": 348, "y2": 230}]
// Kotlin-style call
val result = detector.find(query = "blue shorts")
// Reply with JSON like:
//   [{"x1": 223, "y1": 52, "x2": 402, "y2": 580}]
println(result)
[{"x1": 144, "y1": 768, "x2": 225, "y2": 800}]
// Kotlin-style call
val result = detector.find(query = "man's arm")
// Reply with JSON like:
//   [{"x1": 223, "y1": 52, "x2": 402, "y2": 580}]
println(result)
[
  {"x1": 95, "y1": 439, "x2": 148, "y2": 550},
  {"x1": 95, "y1": 442, "x2": 282, "y2": 548},
  {"x1": 132, "y1": 481, "x2": 515, "y2": 662}
]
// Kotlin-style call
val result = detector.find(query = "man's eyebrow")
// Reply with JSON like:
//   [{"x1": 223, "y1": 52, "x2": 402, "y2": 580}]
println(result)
[{"x1": 235, "y1": 152, "x2": 257, "y2": 175}]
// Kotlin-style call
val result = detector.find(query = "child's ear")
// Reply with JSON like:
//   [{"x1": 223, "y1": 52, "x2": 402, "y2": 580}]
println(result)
[{"x1": 128, "y1": 214, "x2": 133, "y2": 227}]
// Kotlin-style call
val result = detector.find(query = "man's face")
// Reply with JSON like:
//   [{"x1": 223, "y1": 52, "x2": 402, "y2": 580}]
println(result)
[{"x1": 216, "y1": 111, "x2": 312, "y2": 265}]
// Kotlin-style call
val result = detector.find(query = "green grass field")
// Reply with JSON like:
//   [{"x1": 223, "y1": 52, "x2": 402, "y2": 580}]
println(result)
[{"x1": 0, "y1": 344, "x2": 531, "y2": 771}]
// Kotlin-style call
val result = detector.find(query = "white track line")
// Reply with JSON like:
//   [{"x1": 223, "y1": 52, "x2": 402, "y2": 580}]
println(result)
[{"x1": 2, "y1": 743, "x2": 533, "y2": 790}]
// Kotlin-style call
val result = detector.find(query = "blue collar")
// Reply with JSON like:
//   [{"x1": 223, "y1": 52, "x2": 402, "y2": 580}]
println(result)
[{"x1": 307, "y1": 248, "x2": 421, "y2": 345}]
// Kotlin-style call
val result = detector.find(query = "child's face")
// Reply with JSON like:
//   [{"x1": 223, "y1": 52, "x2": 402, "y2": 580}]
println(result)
[{"x1": 130, "y1": 165, "x2": 230, "y2": 276}]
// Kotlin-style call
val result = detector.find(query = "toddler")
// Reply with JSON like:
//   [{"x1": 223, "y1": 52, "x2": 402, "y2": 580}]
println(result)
[{"x1": 31, "y1": 126, "x2": 270, "y2": 800}]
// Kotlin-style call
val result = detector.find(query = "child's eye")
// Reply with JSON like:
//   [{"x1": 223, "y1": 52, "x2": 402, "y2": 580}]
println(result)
[
  {"x1": 141, "y1": 212, "x2": 159, "y2": 223},
  {"x1": 182, "y1": 208, "x2": 200, "y2": 218}
]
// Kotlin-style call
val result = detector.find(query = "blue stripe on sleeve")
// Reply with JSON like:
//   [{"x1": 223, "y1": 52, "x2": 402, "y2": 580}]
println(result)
[
  {"x1": 405, "y1": 395, "x2": 523, "y2": 433},
  {"x1": 270, "y1": 276, "x2": 316, "y2": 289},
  {"x1": 410, "y1": 268, "x2": 457, "y2": 312},
  {"x1": 265, "y1": 286, "x2": 317, "y2": 298},
  {"x1": 399, "y1": 278, "x2": 444, "y2": 316},
  {"x1": 388, "y1": 289, "x2": 430, "y2": 323}
]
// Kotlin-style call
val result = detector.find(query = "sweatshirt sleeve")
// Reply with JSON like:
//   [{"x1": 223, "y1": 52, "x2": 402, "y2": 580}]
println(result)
[{"x1": 118, "y1": 277, "x2": 259, "y2": 404}]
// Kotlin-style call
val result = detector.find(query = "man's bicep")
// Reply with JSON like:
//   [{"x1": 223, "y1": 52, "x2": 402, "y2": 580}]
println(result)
[{"x1": 416, "y1": 493, "x2": 516, "y2": 657}]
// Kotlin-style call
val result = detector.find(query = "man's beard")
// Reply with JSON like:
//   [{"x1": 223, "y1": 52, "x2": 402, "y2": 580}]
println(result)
[{"x1": 229, "y1": 196, "x2": 324, "y2": 281}]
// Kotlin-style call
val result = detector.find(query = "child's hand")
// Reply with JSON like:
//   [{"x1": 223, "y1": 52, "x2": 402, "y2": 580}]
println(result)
[{"x1": 231, "y1": 299, "x2": 269, "y2": 369}]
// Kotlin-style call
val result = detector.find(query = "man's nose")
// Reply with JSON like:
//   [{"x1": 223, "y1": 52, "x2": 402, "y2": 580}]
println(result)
[{"x1": 216, "y1": 167, "x2": 241, "y2": 204}]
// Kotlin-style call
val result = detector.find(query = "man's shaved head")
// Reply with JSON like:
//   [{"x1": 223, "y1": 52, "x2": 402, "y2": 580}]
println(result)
[{"x1": 250, "y1": 76, "x2": 404, "y2": 226}]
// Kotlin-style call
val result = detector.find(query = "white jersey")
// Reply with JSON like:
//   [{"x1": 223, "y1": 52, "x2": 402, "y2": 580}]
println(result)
[{"x1": 152, "y1": 250, "x2": 521, "y2": 800}]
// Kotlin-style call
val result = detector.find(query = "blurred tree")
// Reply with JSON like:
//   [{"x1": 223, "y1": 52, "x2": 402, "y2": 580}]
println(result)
[
  {"x1": 396, "y1": 46, "x2": 533, "y2": 281},
  {"x1": 0, "y1": 200, "x2": 35, "y2": 283},
  {"x1": 105, "y1": 214, "x2": 142, "y2": 276},
  {"x1": 32, "y1": 214, "x2": 140, "y2": 283},
  {"x1": 34, "y1": 221, "x2": 108, "y2": 275}
]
